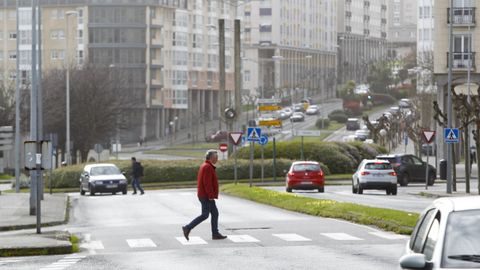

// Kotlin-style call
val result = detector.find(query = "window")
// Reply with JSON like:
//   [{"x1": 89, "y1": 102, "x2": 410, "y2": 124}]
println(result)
[
  {"x1": 9, "y1": 32, "x2": 16, "y2": 39},
  {"x1": 8, "y1": 51, "x2": 16, "y2": 60},
  {"x1": 244, "y1": 70, "x2": 250, "y2": 82},
  {"x1": 410, "y1": 209, "x2": 437, "y2": 253},
  {"x1": 423, "y1": 215, "x2": 440, "y2": 260},
  {"x1": 260, "y1": 8, "x2": 272, "y2": 16}
]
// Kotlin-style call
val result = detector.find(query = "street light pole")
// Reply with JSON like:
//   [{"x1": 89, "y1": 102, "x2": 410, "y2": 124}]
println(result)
[{"x1": 65, "y1": 11, "x2": 77, "y2": 165}]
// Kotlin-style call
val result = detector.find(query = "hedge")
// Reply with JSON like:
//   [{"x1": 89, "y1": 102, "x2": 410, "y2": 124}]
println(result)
[
  {"x1": 235, "y1": 141, "x2": 386, "y2": 174},
  {"x1": 328, "y1": 110, "x2": 348, "y2": 123},
  {"x1": 49, "y1": 159, "x2": 295, "y2": 189},
  {"x1": 315, "y1": 118, "x2": 330, "y2": 129}
]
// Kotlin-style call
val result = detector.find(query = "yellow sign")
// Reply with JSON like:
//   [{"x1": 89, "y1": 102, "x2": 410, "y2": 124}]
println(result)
[
  {"x1": 258, "y1": 105, "x2": 282, "y2": 111},
  {"x1": 259, "y1": 120, "x2": 282, "y2": 127}
]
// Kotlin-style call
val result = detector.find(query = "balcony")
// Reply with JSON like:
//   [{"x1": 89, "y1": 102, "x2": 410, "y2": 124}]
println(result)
[
  {"x1": 447, "y1": 52, "x2": 476, "y2": 70},
  {"x1": 447, "y1": 7, "x2": 476, "y2": 25}
]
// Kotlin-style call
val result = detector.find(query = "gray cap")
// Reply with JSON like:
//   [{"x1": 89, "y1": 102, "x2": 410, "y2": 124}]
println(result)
[{"x1": 205, "y1": 149, "x2": 218, "y2": 160}]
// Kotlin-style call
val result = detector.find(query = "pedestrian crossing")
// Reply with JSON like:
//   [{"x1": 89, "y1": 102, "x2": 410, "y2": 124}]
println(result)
[
  {"x1": 38, "y1": 254, "x2": 86, "y2": 270},
  {"x1": 79, "y1": 231, "x2": 408, "y2": 252},
  {"x1": 0, "y1": 259, "x2": 23, "y2": 266}
]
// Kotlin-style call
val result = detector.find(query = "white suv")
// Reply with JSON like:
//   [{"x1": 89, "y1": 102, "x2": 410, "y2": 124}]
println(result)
[{"x1": 352, "y1": 159, "x2": 398, "y2": 195}]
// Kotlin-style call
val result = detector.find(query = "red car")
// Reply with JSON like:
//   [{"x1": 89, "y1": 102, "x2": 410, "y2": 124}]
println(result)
[{"x1": 286, "y1": 161, "x2": 325, "y2": 193}]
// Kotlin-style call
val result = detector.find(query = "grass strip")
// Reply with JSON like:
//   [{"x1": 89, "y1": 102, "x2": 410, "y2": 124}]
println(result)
[
  {"x1": 70, "y1": 235, "x2": 79, "y2": 253},
  {"x1": 221, "y1": 183, "x2": 418, "y2": 235}
]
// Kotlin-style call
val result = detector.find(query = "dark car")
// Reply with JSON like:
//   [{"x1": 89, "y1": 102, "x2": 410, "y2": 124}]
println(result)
[
  {"x1": 346, "y1": 118, "x2": 360, "y2": 131},
  {"x1": 375, "y1": 154, "x2": 436, "y2": 186},
  {"x1": 205, "y1": 130, "x2": 228, "y2": 142}
]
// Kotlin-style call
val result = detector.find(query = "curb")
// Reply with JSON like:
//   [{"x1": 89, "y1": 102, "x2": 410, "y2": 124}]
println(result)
[
  {"x1": 0, "y1": 231, "x2": 73, "y2": 257},
  {"x1": 0, "y1": 244, "x2": 73, "y2": 257}
]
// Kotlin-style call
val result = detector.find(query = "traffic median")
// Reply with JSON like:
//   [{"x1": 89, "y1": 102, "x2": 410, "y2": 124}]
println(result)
[{"x1": 221, "y1": 183, "x2": 418, "y2": 235}]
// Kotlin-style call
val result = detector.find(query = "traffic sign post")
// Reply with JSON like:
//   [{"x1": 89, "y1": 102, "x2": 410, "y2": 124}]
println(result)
[
  {"x1": 229, "y1": 132, "x2": 243, "y2": 184},
  {"x1": 422, "y1": 130, "x2": 436, "y2": 191},
  {"x1": 293, "y1": 130, "x2": 321, "y2": 160},
  {"x1": 247, "y1": 127, "x2": 262, "y2": 142},
  {"x1": 258, "y1": 135, "x2": 268, "y2": 183}
]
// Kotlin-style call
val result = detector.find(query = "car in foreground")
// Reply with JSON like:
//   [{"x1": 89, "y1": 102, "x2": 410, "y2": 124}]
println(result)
[
  {"x1": 290, "y1": 112, "x2": 305, "y2": 122},
  {"x1": 352, "y1": 159, "x2": 397, "y2": 195},
  {"x1": 80, "y1": 163, "x2": 127, "y2": 196},
  {"x1": 286, "y1": 161, "x2": 324, "y2": 193},
  {"x1": 346, "y1": 118, "x2": 360, "y2": 131},
  {"x1": 399, "y1": 197, "x2": 480, "y2": 270},
  {"x1": 305, "y1": 105, "x2": 320, "y2": 115},
  {"x1": 205, "y1": 130, "x2": 228, "y2": 142},
  {"x1": 376, "y1": 154, "x2": 436, "y2": 186}
]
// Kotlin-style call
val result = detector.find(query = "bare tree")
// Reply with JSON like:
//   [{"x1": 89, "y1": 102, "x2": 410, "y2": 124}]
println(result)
[
  {"x1": 39, "y1": 64, "x2": 131, "y2": 161},
  {"x1": 0, "y1": 81, "x2": 15, "y2": 127}
]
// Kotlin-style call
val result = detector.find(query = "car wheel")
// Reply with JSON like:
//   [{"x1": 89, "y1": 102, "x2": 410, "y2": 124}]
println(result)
[
  {"x1": 358, "y1": 184, "x2": 363, "y2": 194},
  {"x1": 122, "y1": 189, "x2": 127, "y2": 195},
  {"x1": 80, "y1": 185, "x2": 85, "y2": 196},
  {"x1": 286, "y1": 187, "x2": 292, "y2": 193},
  {"x1": 89, "y1": 185, "x2": 96, "y2": 196},
  {"x1": 386, "y1": 188, "x2": 391, "y2": 195},
  {"x1": 391, "y1": 185, "x2": 398, "y2": 195},
  {"x1": 400, "y1": 173, "x2": 409, "y2": 187},
  {"x1": 318, "y1": 187, "x2": 324, "y2": 193},
  {"x1": 428, "y1": 173, "x2": 435, "y2": 186},
  {"x1": 352, "y1": 180, "x2": 357, "y2": 194}
]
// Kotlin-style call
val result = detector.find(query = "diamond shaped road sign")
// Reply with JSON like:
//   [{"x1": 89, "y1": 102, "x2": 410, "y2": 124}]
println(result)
[
  {"x1": 422, "y1": 130, "x2": 435, "y2": 144},
  {"x1": 229, "y1": 132, "x2": 243, "y2": 145}
]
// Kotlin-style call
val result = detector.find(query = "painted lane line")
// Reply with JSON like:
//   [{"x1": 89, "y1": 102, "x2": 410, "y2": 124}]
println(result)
[
  {"x1": 321, "y1": 233, "x2": 363, "y2": 241},
  {"x1": 80, "y1": 240, "x2": 105, "y2": 250},
  {"x1": 176, "y1": 236, "x2": 208, "y2": 245},
  {"x1": 126, "y1": 238, "x2": 157, "y2": 248},
  {"x1": 227, "y1": 235, "x2": 260, "y2": 243},
  {"x1": 369, "y1": 232, "x2": 408, "y2": 240},
  {"x1": 272, "y1": 233, "x2": 312, "y2": 242}
]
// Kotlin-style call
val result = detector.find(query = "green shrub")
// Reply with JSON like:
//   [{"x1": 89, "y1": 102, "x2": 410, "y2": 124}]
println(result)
[
  {"x1": 371, "y1": 93, "x2": 396, "y2": 105},
  {"x1": 328, "y1": 110, "x2": 348, "y2": 123},
  {"x1": 315, "y1": 118, "x2": 330, "y2": 129},
  {"x1": 48, "y1": 159, "x2": 294, "y2": 189}
]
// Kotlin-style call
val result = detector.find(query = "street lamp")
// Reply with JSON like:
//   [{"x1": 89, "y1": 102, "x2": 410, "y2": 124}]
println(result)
[{"x1": 64, "y1": 10, "x2": 78, "y2": 165}]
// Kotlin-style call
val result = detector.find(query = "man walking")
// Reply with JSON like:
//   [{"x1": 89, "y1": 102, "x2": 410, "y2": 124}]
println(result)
[
  {"x1": 131, "y1": 157, "x2": 145, "y2": 195},
  {"x1": 182, "y1": 150, "x2": 227, "y2": 241}
]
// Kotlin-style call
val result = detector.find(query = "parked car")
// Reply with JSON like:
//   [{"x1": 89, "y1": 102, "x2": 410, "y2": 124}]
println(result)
[
  {"x1": 305, "y1": 105, "x2": 320, "y2": 115},
  {"x1": 352, "y1": 159, "x2": 398, "y2": 195},
  {"x1": 398, "y1": 98, "x2": 412, "y2": 109},
  {"x1": 286, "y1": 161, "x2": 324, "y2": 193},
  {"x1": 388, "y1": 106, "x2": 401, "y2": 115},
  {"x1": 354, "y1": 129, "x2": 370, "y2": 141},
  {"x1": 290, "y1": 112, "x2": 305, "y2": 122},
  {"x1": 275, "y1": 110, "x2": 289, "y2": 120},
  {"x1": 282, "y1": 107, "x2": 294, "y2": 118},
  {"x1": 400, "y1": 197, "x2": 480, "y2": 270},
  {"x1": 80, "y1": 163, "x2": 128, "y2": 196},
  {"x1": 375, "y1": 154, "x2": 436, "y2": 186},
  {"x1": 346, "y1": 118, "x2": 361, "y2": 131},
  {"x1": 421, "y1": 143, "x2": 436, "y2": 156},
  {"x1": 205, "y1": 130, "x2": 228, "y2": 142}
]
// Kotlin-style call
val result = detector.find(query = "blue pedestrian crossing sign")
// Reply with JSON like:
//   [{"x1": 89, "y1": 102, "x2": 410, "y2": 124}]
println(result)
[
  {"x1": 444, "y1": 128, "x2": 460, "y2": 143},
  {"x1": 259, "y1": 135, "x2": 268, "y2": 146},
  {"x1": 247, "y1": 127, "x2": 262, "y2": 142}
]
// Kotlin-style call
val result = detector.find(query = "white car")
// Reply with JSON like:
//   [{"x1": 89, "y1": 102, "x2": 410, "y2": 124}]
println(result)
[
  {"x1": 305, "y1": 105, "x2": 320, "y2": 115},
  {"x1": 352, "y1": 159, "x2": 397, "y2": 195},
  {"x1": 290, "y1": 112, "x2": 305, "y2": 122},
  {"x1": 399, "y1": 197, "x2": 480, "y2": 270},
  {"x1": 79, "y1": 163, "x2": 128, "y2": 196},
  {"x1": 282, "y1": 107, "x2": 293, "y2": 118}
]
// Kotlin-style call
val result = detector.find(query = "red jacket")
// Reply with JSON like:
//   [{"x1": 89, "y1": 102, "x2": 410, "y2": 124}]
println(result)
[{"x1": 197, "y1": 160, "x2": 219, "y2": 199}]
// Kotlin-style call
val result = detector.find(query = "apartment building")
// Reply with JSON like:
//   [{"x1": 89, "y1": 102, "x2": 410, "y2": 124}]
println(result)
[
  {"x1": 0, "y1": 0, "x2": 238, "y2": 144},
  {"x1": 387, "y1": 0, "x2": 416, "y2": 59},
  {"x1": 417, "y1": 0, "x2": 434, "y2": 93},
  {"x1": 241, "y1": 0, "x2": 337, "y2": 102},
  {"x1": 337, "y1": 0, "x2": 388, "y2": 85}
]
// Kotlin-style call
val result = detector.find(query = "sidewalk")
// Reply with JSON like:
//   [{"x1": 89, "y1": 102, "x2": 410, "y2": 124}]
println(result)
[{"x1": 0, "y1": 192, "x2": 73, "y2": 256}]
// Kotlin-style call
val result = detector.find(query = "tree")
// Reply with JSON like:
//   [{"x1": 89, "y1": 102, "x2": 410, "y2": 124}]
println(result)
[
  {"x1": 39, "y1": 65, "x2": 131, "y2": 161},
  {"x1": 0, "y1": 82, "x2": 15, "y2": 127},
  {"x1": 367, "y1": 61, "x2": 392, "y2": 93}
]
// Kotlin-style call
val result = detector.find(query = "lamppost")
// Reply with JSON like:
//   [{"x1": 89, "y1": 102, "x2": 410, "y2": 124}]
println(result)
[{"x1": 64, "y1": 10, "x2": 78, "y2": 165}]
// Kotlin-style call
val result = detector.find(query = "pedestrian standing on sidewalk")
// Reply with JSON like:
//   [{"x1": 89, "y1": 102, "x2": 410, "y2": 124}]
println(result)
[
  {"x1": 131, "y1": 157, "x2": 145, "y2": 195},
  {"x1": 182, "y1": 150, "x2": 227, "y2": 241}
]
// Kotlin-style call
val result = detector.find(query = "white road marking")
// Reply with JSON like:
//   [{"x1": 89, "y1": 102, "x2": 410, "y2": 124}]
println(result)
[
  {"x1": 273, "y1": 233, "x2": 312, "y2": 242},
  {"x1": 176, "y1": 236, "x2": 208, "y2": 245},
  {"x1": 126, "y1": 238, "x2": 157, "y2": 248},
  {"x1": 38, "y1": 254, "x2": 86, "y2": 270},
  {"x1": 321, "y1": 233, "x2": 363, "y2": 241},
  {"x1": 0, "y1": 259, "x2": 22, "y2": 265},
  {"x1": 227, "y1": 235, "x2": 260, "y2": 243},
  {"x1": 369, "y1": 232, "x2": 409, "y2": 240},
  {"x1": 80, "y1": 240, "x2": 105, "y2": 250},
  {"x1": 178, "y1": 192, "x2": 194, "y2": 196}
]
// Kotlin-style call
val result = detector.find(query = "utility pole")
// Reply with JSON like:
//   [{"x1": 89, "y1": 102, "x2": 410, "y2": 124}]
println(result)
[
  {"x1": 14, "y1": 0, "x2": 20, "y2": 193},
  {"x1": 234, "y1": 19, "x2": 241, "y2": 132},
  {"x1": 446, "y1": 0, "x2": 454, "y2": 194},
  {"x1": 219, "y1": 19, "x2": 225, "y2": 132}
]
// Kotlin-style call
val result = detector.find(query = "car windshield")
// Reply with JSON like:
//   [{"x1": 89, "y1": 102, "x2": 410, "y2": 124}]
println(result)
[
  {"x1": 90, "y1": 166, "x2": 121, "y2": 176},
  {"x1": 364, "y1": 163, "x2": 392, "y2": 170},
  {"x1": 377, "y1": 157, "x2": 397, "y2": 164},
  {"x1": 442, "y1": 210, "x2": 480, "y2": 268},
  {"x1": 293, "y1": 164, "x2": 320, "y2": 172}
]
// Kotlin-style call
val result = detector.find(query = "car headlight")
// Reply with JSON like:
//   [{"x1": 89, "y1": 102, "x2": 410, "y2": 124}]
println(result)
[{"x1": 120, "y1": 180, "x2": 127, "y2": 184}]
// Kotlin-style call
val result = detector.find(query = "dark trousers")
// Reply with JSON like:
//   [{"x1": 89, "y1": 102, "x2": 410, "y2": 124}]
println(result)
[
  {"x1": 185, "y1": 198, "x2": 219, "y2": 235},
  {"x1": 132, "y1": 177, "x2": 144, "y2": 193}
]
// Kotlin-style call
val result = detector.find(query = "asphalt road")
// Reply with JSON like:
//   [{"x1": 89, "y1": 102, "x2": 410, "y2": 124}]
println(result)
[{"x1": 1, "y1": 189, "x2": 408, "y2": 270}]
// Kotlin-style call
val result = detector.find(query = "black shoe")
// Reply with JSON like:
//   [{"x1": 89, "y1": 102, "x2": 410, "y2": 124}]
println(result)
[
  {"x1": 212, "y1": 233, "x2": 227, "y2": 240},
  {"x1": 182, "y1": 226, "x2": 190, "y2": 241},
  {"x1": 132, "y1": 192, "x2": 137, "y2": 195},
  {"x1": 140, "y1": 191, "x2": 145, "y2": 195}
]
